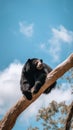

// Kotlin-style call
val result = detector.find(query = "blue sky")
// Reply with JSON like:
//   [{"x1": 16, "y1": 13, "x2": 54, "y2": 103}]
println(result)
[{"x1": 0, "y1": 0, "x2": 73, "y2": 130}]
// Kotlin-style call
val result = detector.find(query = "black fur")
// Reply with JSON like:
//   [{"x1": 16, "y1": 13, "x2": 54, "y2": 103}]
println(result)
[{"x1": 20, "y1": 58, "x2": 56, "y2": 100}]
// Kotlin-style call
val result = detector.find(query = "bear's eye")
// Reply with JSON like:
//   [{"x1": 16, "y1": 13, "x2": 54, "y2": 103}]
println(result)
[
  {"x1": 35, "y1": 61, "x2": 38, "y2": 65},
  {"x1": 33, "y1": 60, "x2": 38, "y2": 65}
]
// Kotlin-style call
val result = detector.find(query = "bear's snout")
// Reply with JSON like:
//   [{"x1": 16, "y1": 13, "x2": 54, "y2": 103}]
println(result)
[{"x1": 37, "y1": 62, "x2": 43, "y2": 70}]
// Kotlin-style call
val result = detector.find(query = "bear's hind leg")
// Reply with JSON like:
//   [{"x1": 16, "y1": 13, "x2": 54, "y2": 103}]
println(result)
[
  {"x1": 44, "y1": 81, "x2": 56, "y2": 94},
  {"x1": 21, "y1": 83, "x2": 32, "y2": 100}
]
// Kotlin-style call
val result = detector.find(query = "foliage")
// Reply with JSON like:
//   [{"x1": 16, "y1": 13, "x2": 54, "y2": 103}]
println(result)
[
  {"x1": 36, "y1": 101, "x2": 73, "y2": 130},
  {"x1": 27, "y1": 101, "x2": 73, "y2": 130}
]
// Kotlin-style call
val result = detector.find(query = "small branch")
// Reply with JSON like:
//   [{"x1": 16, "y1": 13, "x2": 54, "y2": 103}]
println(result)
[
  {"x1": 65, "y1": 102, "x2": 73, "y2": 130},
  {"x1": 0, "y1": 53, "x2": 73, "y2": 130}
]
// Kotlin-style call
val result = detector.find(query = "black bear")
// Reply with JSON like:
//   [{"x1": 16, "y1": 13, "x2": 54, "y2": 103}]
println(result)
[{"x1": 20, "y1": 58, "x2": 56, "y2": 100}]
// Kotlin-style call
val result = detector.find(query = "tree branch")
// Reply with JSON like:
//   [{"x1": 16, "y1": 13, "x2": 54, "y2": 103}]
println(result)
[
  {"x1": 0, "y1": 53, "x2": 73, "y2": 130},
  {"x1": 65, "y1": 102, "x2": 73, "y2": 130}
]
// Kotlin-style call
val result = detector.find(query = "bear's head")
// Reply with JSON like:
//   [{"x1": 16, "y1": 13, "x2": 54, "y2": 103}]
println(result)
[{"x1": 25, "y1": 58, "x2": 44, "y2": 73}]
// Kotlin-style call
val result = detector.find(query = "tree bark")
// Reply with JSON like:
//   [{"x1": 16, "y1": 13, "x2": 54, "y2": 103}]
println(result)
[
  {"x1": 0, "y1": 53, "x2": 73, "y2": 130},
  {"x1": 65, "y1": 102, "x2": 73, "y2": 130}
]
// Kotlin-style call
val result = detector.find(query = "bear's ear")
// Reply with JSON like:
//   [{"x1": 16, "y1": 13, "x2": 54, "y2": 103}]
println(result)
[
  {"x1": 25, "y1": 59, "x2": 31, "y2": 72},
  {"x1": 27, "y1": 59, "x2": 31, "y2": 62},
  {"x1": 40, "y1": 59, "x2": 43, "y2": 62}
]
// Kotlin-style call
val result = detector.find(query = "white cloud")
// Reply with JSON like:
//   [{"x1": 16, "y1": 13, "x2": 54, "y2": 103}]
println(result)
[
  {"x1": 40, "y1": 25, "x2": 73, "y2": 62},
  {"x1": 49, "y1": 42, "x2": 61, "y2": 62},
  {"x1": 51, "y1": 25, "x2": 73, "y2": 43},
  {"x1": 48, "y1": 25, "x2": 73, "y2": 62},
  {"x1": 19, "y1": 22, "x2": 34, "y2": 37},
  {"x1": 0, "y1": 62, "x2": 22, "y2": 114}
]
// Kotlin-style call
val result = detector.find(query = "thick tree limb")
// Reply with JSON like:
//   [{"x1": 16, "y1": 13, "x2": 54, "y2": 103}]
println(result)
[
  {"x1": 0, "y1": 53, "x2": 73, "y2": 130},
  {"x1": 65, "y1": 102, "x2": 73, "y2": 130}
]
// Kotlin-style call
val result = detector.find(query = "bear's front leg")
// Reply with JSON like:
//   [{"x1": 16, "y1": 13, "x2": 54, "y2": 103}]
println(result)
[
  {"x1": 21, "y1": 82, "x2": 32, "y2": 100},
  {"x1": 33, "y1": 81, "x2": 42, "y2": 94},
  {"x1": 33, "y1": 74, "x2": 46, "y2": 94},
  {"x1": 23, "y1": 91, "x2": 32, "y2": 100}
]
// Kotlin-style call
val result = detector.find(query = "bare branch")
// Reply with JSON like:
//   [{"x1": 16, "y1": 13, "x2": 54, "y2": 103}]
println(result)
[
  {"x1": 65, "y1": 102, "x2": 73, "y2": 130},
  {"x1": 0, "y1": 53, "x2": 73, "y2": 130}
]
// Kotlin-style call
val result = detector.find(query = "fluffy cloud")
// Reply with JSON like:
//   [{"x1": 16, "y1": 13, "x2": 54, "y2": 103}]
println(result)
[
  {"x1": 0, "y1": 62, "x2": 22, "y2": 114},
  {"x1": 51, "y1": 25, "x2": 73, "y2": 43},
  {"x1": 19, "y1": 21, "x2": 34, "y2": 37},
  {"x1": 40, "y1": 25, "x2": 73, "y2": 62},
  {"x1": 49, "y1": 25, "x2": 73, "y2": 62}
]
